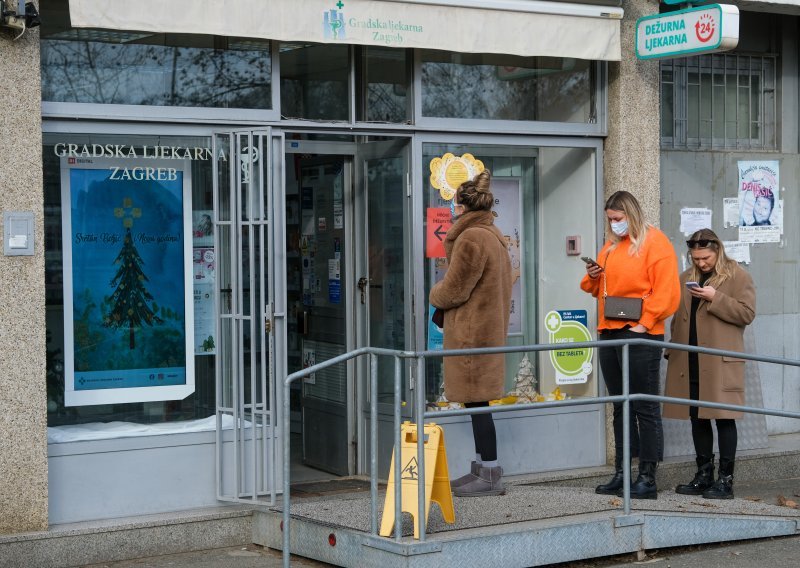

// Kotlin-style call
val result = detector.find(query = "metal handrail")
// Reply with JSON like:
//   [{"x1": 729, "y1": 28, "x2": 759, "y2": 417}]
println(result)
[{"x1": 281, "y1": 338, "x2": 800, "y2": 567}]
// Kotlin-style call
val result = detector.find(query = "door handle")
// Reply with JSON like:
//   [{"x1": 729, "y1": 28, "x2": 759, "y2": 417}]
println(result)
[
  {"x1": 297, "y1": 310, "x2": 309, "y2": 335},
  {"x1": 357, "y1": 277, "x2": 370, "y2": 304}
]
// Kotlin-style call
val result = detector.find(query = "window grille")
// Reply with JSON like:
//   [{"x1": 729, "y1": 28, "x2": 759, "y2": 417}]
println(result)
[{"x1": 661, "y1": 54, "x2": 777, "y2": 150}]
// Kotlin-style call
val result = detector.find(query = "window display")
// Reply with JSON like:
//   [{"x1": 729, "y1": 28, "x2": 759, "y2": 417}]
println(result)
[{"x1": 45, "y1": 134, "x2": 217, "y2": 434}]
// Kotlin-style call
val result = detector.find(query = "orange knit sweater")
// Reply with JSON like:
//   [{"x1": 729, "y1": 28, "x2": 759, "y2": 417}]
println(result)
[{"x1": 580, "y1": 227, "x2": 680, "y2": 335}]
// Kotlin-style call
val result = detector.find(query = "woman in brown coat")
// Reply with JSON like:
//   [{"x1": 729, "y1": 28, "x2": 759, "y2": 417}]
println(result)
[
  {"x1": 664, "y1": 229, "x2": 755, "y2": 499},
  {"x1": 429, "y1": 169, "x2": 512, "y2": 497}
]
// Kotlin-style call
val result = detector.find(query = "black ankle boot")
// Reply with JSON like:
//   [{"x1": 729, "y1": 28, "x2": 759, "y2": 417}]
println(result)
[
  {"x1": 622, "y1": 460, "x2": 658, "y2": 499},
  {"x1": 703, "y1": 458, "x2": 734, "y2": 499},
  {"x1": 676, "y1": 455, "x2": 715, "y2": 495},
  {"x1": 596, "y1": 456, "x2": 628, "y2": 495}
]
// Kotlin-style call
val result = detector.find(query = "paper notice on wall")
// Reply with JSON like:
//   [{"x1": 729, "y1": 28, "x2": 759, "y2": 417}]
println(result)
[
  {"x1": 737, "y1": 160, "x2": 781, "y2": 243},
  {"x1": 723, "y1": 198, "x2": 740, "y2": 228},
  {"x1": 722, "y1": 241, "x2": 751, "y2": 264},
  {"x1": 679, "y1": 208, "x2": 712, "y2": 236}
]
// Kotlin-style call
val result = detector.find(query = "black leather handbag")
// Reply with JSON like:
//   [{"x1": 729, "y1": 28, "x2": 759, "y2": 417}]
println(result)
[
  {"x1": 602, "y1": 251, "x2": 646, "y2": 321},
  {"x1": 603, "y1": 296, "x2": 643, "y2": 321}
]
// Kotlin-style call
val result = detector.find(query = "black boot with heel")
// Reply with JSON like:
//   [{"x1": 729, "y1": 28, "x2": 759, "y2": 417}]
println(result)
[
  {"x1": 703, "y1": 457, "x2": 734, "y2": 499},
  {"x1": 595, "y1": 455, "x2": 629, "y2": 495},
  {"x1": 676, "y1": 455, "x2": 715, "y2": 495},
  {"x1": 621, "y1": 460, "x2": 658, "y2": 499}
]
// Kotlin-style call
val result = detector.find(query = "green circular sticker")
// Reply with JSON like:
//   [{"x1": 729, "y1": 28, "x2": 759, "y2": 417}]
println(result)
[{"x1": 545, "y1": 310, "x2": 593, "y2": 377}]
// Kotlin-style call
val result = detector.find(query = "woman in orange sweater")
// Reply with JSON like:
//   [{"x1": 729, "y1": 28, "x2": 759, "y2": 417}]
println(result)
[{"x1": 581, "y1": 191, "x2": 680, "y2": 499}]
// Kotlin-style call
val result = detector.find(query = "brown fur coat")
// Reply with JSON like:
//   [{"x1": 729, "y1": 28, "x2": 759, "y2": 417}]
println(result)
[{"x1": 429, "y1": 210, "x2": 512, "y2": 403}]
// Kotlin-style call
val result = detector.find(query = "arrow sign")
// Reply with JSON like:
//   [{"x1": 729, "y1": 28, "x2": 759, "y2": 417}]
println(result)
[{"x1": 426, "y1": 208, "x2": 452, "y2": 258}]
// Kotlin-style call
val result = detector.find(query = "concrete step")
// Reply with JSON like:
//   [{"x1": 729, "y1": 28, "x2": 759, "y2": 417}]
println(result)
[{"x1": 0, "y1": 505, "x2": 255, "y2": 568}]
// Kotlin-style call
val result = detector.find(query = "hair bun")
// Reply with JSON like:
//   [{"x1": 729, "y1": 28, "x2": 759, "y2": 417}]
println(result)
[{"x1": 475, "y1": 169, "x2": 491, "y2": 193}]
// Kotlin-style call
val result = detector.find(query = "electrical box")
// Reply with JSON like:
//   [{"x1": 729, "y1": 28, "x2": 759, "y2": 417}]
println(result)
[{"x1": 3, "y1": 211, "x2": 34, "y2": 256}]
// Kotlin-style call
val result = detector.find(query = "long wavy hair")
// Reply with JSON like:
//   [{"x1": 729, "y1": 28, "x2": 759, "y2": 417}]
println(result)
[
  {"x1": 604, "y1": 191, "x2": 649, "y2": 255},
  {"x1": 686, "y1": 228, "x2": 737, "y2": 288}
]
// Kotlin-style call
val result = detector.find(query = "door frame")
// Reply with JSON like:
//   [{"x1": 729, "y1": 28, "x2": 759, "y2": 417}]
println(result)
[{"x1": 283, "y1": 133, "x2": 414, "y2": 477}]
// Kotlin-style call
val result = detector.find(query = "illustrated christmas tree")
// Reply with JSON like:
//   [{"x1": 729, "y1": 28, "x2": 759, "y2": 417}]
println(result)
[{"x1": 103, "y1": 197, "x2": 162, "y2": 349}]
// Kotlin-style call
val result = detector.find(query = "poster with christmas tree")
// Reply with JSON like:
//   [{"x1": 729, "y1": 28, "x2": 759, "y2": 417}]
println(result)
[{"x1": 62, "y1": 158, "x2": 195, "y2": 406}]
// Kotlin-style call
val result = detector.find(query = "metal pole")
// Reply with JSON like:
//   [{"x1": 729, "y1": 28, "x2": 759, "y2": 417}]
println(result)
[
  {"x1": 370, "y1": 353, "x2": 379, "y2": 535},
  {"x1": 282, "y1": 380, "x2": 291, "y2": 568},
  {"x1": 622, "y1": 343, "x2": 631, "y2": 515},
  {"x1": 394, "y1": 355, "x2": 402, "y2": 541},
  {"x1": 416, "y1": 356, "x2": 426, "y2": 541}
]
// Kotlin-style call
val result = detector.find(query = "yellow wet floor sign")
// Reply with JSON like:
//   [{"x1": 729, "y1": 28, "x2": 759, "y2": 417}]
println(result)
[{"x1": 379, "y1": 421, "x2": 455, "y2": 539}]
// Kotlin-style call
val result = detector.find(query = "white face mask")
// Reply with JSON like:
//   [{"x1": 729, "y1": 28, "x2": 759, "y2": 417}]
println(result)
[{"x1": 610, "y1": 220, "x2": 629, "y2": 236}]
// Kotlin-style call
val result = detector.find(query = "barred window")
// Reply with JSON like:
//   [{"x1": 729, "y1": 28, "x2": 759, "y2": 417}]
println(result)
[{"x1": 661, "y1": 54, "x2": 777, "y2": 150}]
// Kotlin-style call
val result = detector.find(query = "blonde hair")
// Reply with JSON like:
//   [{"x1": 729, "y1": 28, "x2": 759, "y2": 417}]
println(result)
[
  {"x1": 686, "y1": 228, "x2": 737, "y2": 287},
  {"x1": 457, "y1": 170, "x2": 494, "y2": 211},
  {"x1": 604, "y1": 191, "x2": 649, "y2": 255}
]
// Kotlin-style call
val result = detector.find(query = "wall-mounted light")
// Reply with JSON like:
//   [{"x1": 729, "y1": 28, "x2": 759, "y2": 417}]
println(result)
[{"x1": 1, "y1": 1, "x2": 41, "y2": 39}]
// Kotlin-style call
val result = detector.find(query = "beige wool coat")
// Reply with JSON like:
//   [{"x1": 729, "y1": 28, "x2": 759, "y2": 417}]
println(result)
[
  {"x1": 429, "y1": 210, "x2": 512, "y2": 403},
  {"x1": 662, "y1": 265, "x2": 756, "y2": 420}
]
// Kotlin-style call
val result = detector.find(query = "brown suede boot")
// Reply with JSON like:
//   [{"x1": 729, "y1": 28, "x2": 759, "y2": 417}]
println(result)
[{"x1": 453, "y1": 466, "x2": 505, "y2": 497}]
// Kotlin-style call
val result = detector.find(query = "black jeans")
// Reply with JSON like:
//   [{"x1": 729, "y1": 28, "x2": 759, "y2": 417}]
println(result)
[{"x1": 599, "y1": 329, "x2": 665, "y2": 464}]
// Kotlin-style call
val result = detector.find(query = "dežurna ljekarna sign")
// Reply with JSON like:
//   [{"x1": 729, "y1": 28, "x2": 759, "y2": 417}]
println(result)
[{"x1": 636, "y1": 4, "x2": 739, "y2": 60}]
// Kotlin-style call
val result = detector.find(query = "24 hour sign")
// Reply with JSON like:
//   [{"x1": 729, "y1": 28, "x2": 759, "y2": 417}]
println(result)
[{"x1": 636, "y1": 5, "x2": 739, "y2": 60}]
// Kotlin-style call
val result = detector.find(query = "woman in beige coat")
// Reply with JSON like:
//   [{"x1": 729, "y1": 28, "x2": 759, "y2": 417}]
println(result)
[
  {"x1": 429, "y1": 169, "x2": 512, "y2": 497},
  {"x1": 664, "y1": 229, "x2": 755, "y2": 499}
]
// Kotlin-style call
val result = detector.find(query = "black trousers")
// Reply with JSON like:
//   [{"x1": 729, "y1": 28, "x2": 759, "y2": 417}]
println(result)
[
  {"x1": 689, "y1": 378, "x2": 738, "y2": 460},
  {"x1": 465, "y1": 401, "x2": 497, "y2": 462},
  {"x1": 598, "y1": 329, "x2": 665, "y2": 463}
]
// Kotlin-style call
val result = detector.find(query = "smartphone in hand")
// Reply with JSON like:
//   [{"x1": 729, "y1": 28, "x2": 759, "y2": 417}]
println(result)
[
  {"x1": 685, "y1": 281, "x2": 700, "y2": 289},
  {"x1": 581, "y1": 256, "x2": 598, "y2": 266}
]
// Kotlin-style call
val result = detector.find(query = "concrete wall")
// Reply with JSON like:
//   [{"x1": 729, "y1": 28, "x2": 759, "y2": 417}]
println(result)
[
  {"x1": 598, "y1": 0, "x2": 662, "y2": 463},
  {"x1": 605, "y1": 0, "x2": 661, "y2": 220},
  {"x1": 0, "y1": 4, "x2": 48, "y2": 533},
  {"x1": 661, "y1": 151, "x2": 800, "y2": 436}
]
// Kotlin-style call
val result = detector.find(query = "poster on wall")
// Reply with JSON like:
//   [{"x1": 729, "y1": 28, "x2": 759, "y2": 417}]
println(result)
[
  {"x1": 737, "y1": 160, "x2": 782, "y2": 243},
  {"x1": 193, "y1": 246, "x2": 216, "y2": 355},
  {"x1": 62, "y1": 158, "x2": 195, "y2": 406},
  {"x1": 426, "y1": 153, "x2": 524, "y2": 338},
  {"x1": 491, "y1": 178, "x2": 524, "y2": 335}
]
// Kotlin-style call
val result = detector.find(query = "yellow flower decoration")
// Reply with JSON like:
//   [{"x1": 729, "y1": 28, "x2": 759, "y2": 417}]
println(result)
[{"x1": 429, "y1": 153, "x2": 484, "y2": 201}]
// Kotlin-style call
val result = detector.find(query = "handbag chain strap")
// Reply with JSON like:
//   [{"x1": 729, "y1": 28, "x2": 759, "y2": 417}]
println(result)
[{"x1": 601, "y1": 246, "x2": 651, "y2": 300}]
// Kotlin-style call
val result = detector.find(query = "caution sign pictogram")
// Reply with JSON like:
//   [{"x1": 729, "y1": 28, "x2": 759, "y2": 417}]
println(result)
[
  {"x1": 379, "y1": 421, "x2": 455, "y2": 539},
  {"x1": 401, "y1": 456, "x2": 419, "y2": 480}
]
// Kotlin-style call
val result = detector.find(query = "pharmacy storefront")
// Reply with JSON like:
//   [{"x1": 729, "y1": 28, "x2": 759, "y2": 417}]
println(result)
[{"x1": 43, "y1": 0, "x2": 623, "y2": 523}]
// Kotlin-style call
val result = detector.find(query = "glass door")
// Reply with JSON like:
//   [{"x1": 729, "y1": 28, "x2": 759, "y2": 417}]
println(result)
[
  {"x1": 354, "y1": 138, "x2": 412, "y2": 476},
  {"x1": 282, "y1": 135, "x2": 411, "y2": 479},
  {"x1": 284, "y1": 149, "x2": 354, "y2": 476},
  {"x1": 213, "y1": 129, "x2": 281, "y2": 501}
]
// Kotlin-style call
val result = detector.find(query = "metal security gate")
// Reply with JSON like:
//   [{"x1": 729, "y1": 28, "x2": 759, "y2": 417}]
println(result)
[{"x1": 212, "y1": 128, "x2": 285, "y2": 503}]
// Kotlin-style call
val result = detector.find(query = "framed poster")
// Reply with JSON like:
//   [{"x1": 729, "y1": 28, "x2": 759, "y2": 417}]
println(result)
[
  {"x1": 491, "y1": 178, "x2": 524, "y2": 336},
  {"x1": 427, "y1": 177, "x2": 524, "y2": 339},
  {"x1": 61, "y1": 157, "x2": 195, "y2": 406}
]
